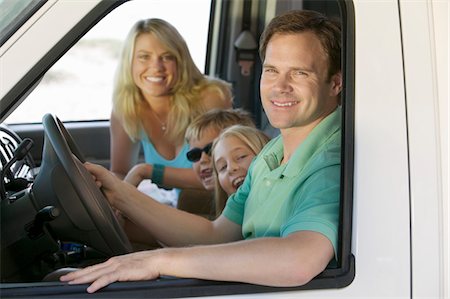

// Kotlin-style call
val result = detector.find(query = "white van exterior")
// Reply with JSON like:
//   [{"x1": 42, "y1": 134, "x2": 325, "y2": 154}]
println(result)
[{"x1": 349, "y1": 0, "x2": 448, "y2": 298}]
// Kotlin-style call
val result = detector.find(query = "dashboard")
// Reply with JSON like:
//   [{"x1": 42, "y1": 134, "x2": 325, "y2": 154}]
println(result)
[
  {"x1": 0, "y1": 118, "x2": 131, "y2": 283},
  {"x1": 0, "y1": 125, "x2": 36, "y2": 200}
]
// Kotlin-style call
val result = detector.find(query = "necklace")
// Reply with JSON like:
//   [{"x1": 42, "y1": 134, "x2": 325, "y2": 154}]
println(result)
[{"x1": 150, "y1": 109, "x2": 167, "y2": 132}]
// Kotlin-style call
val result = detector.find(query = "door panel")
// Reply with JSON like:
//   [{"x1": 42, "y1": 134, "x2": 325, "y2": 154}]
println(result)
[{"x1": 9, "y1": 121, "x2": 113, "y2": 169}]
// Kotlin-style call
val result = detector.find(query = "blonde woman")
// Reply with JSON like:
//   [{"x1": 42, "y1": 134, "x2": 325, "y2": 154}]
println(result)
[
  {"x1": 212, "y1": 125, "x2": 270, "y2": 216},
  {"x1": 110, "y1": 19, "x2": 232, "y2": 195}
]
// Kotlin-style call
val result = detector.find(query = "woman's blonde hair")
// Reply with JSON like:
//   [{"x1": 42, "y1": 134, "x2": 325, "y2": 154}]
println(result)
[
  {"x1": 112, "y1": 18, "x2": 232, "y2": 142},
  {"x1": 211, "y1": 125, "x2": 270, "y2": 216}
]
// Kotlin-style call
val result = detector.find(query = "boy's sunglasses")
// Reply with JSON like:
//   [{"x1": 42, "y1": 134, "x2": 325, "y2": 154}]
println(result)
[{"x1": 186, "y1": 142, "x2": 213, "y2": 162}]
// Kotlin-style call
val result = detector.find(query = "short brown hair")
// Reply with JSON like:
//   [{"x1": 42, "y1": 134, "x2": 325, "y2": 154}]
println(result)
[
  {"x1": 185, "y1": 108, "x2": 255, "y2": 143},
  {"x1": 259, "y1": 10, "x2": 341, "y2": 80}
]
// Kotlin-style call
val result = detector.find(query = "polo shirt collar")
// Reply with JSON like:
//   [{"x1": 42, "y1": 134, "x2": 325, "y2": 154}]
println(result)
[{"x1": 263, "y1": 106, "x2": 341, "y2": 177}]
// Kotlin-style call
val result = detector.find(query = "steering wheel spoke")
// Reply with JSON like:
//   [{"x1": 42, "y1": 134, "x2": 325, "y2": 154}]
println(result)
[{"x1": 31, "y1": 114, "x2": 132, "y2": 256}]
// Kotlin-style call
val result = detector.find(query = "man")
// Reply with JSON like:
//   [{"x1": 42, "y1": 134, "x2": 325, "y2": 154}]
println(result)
[{"x1": 61, "y1": 9, "x2": 343, "y2": 293}]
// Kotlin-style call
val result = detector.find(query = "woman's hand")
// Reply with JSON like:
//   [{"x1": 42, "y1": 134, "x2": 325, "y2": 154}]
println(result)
[
  {"x1": 124, "y1": 163, "x2": 152, "y2": 187},
  {"x1": 60, "y1": 250, "x2": 167, "y2": 293}
]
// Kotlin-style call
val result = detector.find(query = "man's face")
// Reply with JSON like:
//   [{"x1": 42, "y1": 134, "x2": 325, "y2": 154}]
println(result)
[
  {"x1": 260, "y1": 32, "x2": 341, "y2": 131},
  {"x1": 188, "y1": 127, "x2": 220, "y2": 190}
]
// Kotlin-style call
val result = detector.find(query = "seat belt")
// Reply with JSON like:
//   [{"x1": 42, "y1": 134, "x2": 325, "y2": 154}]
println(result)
[{"x1": 234, "y1": 0, "x2": 258, "y2": 76}]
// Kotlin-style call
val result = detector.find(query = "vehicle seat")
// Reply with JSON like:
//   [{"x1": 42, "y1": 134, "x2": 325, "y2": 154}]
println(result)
[{"x1": 177, "y1": 189, "x2": 215, "y2": 219}]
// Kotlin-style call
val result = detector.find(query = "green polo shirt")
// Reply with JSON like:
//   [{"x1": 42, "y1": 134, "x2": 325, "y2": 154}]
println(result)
[{"x1": 222, "y1": 107, "x2": 341, "y2": 254}]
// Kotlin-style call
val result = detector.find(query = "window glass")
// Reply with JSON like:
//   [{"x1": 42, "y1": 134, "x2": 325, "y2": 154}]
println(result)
[
  {"x1": 5, "y1": 0, "x2": 211, "y2": 124},
  {"x1": 0, "y1": 0, "x2": 44, "y2": 45}
]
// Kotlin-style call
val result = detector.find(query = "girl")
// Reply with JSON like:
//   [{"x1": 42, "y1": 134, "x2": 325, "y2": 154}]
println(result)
[{"x1": 211, "y1": 125, "x2": 270, "y2": 216}]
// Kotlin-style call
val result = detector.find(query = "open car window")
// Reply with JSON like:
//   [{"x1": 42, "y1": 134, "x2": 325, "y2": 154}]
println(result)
[{"x1": 5, "y1": 0, "x2": 212, "y2": 124}]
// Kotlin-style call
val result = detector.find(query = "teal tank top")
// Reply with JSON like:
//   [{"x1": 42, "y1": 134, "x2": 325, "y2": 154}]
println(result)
[
  {"x1": 140, "y1": 133, "x2": 192, "y2": 197},
  {"x1": 140, "y1": 134, "x2": 192, "y2": 169}
]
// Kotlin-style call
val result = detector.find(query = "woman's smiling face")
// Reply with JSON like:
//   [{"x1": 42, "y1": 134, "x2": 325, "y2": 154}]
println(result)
[{"x1": 132, "y1": 32, "x2": 178, "y2": 99}]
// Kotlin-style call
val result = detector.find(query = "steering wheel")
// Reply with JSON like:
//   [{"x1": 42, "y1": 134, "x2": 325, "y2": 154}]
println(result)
[{"x1": 31, "y1": 114, "x2": 132, "y2": 256}]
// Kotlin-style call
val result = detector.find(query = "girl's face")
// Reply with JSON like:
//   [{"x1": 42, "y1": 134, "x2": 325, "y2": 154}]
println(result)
[
  {"x1": 189, "y1": 127, "x2": 220, "y2": 191},
  {"x1": 213, "y1": 136, "x2": 256, "y2": 195},
  {"x1": 132, "y1": 33, "x2": 178, "y2": 100}
]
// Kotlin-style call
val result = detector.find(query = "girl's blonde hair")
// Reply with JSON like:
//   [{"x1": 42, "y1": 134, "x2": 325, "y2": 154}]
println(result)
[
  {"x1": 112, "y1": 18, "x2": 232, "y2": 142},
  {"x1": 211, "y1": 125, "x2": 270, "y2": 216}
]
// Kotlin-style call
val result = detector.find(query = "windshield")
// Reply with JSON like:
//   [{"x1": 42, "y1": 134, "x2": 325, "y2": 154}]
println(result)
[{"x1": 0, "y1": 0, "x2": 46, "y2": 46}]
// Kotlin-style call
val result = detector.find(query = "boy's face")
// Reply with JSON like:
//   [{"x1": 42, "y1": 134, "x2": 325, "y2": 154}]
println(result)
[{"x1": 188, "y1": 127, "x2": 220, "y2": 190}]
